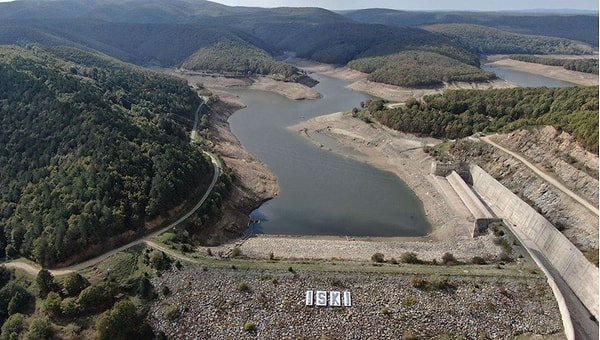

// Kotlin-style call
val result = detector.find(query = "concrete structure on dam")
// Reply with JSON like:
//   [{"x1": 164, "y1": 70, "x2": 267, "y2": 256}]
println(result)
[
  {"x1": 435, "y1": 162, "x2": 598, "y2": 339},
  {"x1": 453, "y1": 164, "x2": 598, "y2": 319}
]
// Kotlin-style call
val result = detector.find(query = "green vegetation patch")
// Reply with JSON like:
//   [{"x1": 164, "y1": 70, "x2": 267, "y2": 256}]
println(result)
[
  {"x1": 510, "y1": 55, "x2": 599, "y2": 74},
  {"x1": 0, "y1": 45, "x2": 215, "y2": 267},
  {"x1": 367, "y1": 86, "x2": 599, "y2": 153},
  {"x1": 276, "y1": 23, "x2": 478, "y2": 66},
  {"x1": 348, "y1": 50, "x2": 495, "y2": 87},
  {"x1": 181, "y1": 39, "x2": 298, "y2": 79},
  {"x1": 423, "y1": 23, "x2": 593, "y2": 55}
]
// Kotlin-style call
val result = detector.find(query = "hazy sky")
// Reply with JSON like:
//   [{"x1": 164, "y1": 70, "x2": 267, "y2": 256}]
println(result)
[
  {"x1": 211, "y1": 0, "x2": 599, "y2": 11},
  {"x1": 0, "y1": 0, "x2": 596, "y2": 11}
]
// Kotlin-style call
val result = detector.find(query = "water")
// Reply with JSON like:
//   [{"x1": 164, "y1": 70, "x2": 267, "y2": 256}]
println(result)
[
  {"x1": 228, "y1": 74, "x2": 431, "y2": 236},
  {"x1": 482, "y1": 64, "x2": 579, "y2": 87}
]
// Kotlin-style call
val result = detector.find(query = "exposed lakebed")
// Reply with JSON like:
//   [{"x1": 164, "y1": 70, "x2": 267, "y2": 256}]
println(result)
[{"x1": 228, "y1": 74, "x2": 430, "y2": 236}]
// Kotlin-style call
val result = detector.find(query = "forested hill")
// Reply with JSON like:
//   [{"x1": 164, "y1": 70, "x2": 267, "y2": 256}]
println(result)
[
  {"x1": 0, "y1": 45, "x2": 213, "y2": 267},
  {"x1": 509, "y1": 55, "x2": 599, "y2": 74},
  {"x1": 363, "y1": 86, "x2": 599, "y2": 153},
  {"x1": 180, "y1": 39, "x2": 300, "y2": 79},
  {"x1": 423, "y1": 24, "x2": 593, "y2": 55},
  {"x1": 0, "y1": 20, "x2": 279, "y2": 69},
  {"x1": 0, "y1": 0, "x2": 595, "y2": 89},
  {"x1": 343, "y1": 9, "x2": 599, "y2": 47},
  {"x1": 347, "y1": 50, "x2": 495, "y2": 87}
]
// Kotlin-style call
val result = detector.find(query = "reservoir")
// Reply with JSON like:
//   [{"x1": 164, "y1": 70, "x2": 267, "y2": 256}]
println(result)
[
  {"x1": 228, "y1": 74, "x2": 431, "y2": 236},
  {"x1": 482, "y1": 64, "x2": 578, "y2": 87}
]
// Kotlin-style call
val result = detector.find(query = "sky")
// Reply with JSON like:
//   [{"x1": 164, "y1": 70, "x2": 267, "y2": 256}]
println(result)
[
  {"x1": 0, "y1": 0, "x2": 596, "y2": 11},
  {"x1": 210, "y1": 0, "x2": 599, "y2": 12}
]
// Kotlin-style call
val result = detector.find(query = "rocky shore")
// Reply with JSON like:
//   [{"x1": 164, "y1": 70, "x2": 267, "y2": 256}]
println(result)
[{"x1": 148, "y1": 265, "x2": 563, "y2": 339}]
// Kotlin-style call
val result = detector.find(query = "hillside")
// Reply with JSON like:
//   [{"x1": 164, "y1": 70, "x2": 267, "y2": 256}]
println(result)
[
  {"x1": 348, "y1": 50, "x2": 495, "y2": 87},
  {"x1": 269, "y1": 22, "x2": 478, "y2": 66},
  {"x1": 0, "y1": 1, "x2": 595, "y2": 89},
  {"x1": 363, "y1": 86, "x2": 599, "y2": 153},
  {"x1": 0, "y1": 20, "x2": 279, "y2": 68},
  {"x1": 0, "y1": 45, "x2": 214, "y2": 267},
  {"x1": 423, "y1": 24, "x2": 594, "y2": 55},
  {"x1": 343, "y1": 9, "x2": 599, "y2": 47},
  {"x1": 180, "y1": 39, "x2": 299, "y2": 79},
  {"x1": 447, "y1": 127, "x2": 599, "y2": 260}
]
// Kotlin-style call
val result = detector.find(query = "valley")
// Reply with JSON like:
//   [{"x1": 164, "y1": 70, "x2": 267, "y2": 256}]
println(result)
[{"x1": 0, "y1": 1, "x2": 597, "y2": 339}]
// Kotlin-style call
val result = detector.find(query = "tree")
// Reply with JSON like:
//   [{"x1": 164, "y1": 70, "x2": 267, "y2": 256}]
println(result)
[
  {"x1": 0, "y1": 267, "x2": 13, "y2": 288},
  {"x1": 77, "y1": 282, "x2": 114, "y2": 313},
  {"x1": 7, "y1": 291, "x2": 30, "y2": 316},
  {"x1": 42, "y1": 292, "x2": 62, "y2": 318},
  {"x1": 23, "y1": 317, "x2": 53, "y2": 340},
  {"x1": 136, "y1": 277, "x2": 155, "y2": 300},
  {"x1": 0, "y1": 313, "x2": 25, "y2": 340},
  {"x1": 62, "y1": 273, "x2": 90, "y2": 297},
  {"x1": 441, "y1": 252, "x2": 458, "y2": 265},
  {"x1": 95, "y1": 300, "x2": 154, "y2": 340},
  {"x1": 149, "y1": 251, "x2": 171, "y2": 271},
  {"x1": 36, "y1": 269, "x2": 55, "y2": 298},
  {"x1": 400, "y1": 252, "x2": 420, "y2": 264},
  {"x1": 59, "y1": 297, "x2": 80, "y2": 318},
  {"x1": 0, "y1": 283, "x2": 33, "y2": 325},
  {"x1": 367, "y1": 99, "x2": 385, "y2": 113},
  {"x1": 4, "y1": 245, "x2": 17, "y2": 260},
  {"x1": 371, "y1": 252, "x2": 385, "y2": 263}
]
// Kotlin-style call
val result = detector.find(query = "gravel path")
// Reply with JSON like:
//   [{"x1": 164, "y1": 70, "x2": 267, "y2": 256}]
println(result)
[{"x1": 236, "y1": 233, "x2": 502, "y2": 264}]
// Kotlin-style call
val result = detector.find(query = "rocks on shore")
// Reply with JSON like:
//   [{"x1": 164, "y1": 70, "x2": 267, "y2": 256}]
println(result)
[{"x1": 148, "y1": 266, "x2": 562, "y2": 339}]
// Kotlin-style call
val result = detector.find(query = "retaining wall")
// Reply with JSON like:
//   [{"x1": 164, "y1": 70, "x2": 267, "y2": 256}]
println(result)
[
  {"x1": 431, "y1": 162, "x2": 471, "y2": 181},
  {"x1": 470, "y1": 164, "x2": 599, "y2": 319},
  {"x1": 447, "y1": 171, "x2": 494, "y2": 219}
]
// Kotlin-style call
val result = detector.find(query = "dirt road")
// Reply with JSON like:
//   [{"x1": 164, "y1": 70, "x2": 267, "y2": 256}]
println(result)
[
  {"x1": 2, "y1": 152, "x2": 220, "y2": 276},
  {"x1": 481, "y1": 135, "x2": 599, "y2": 216}
]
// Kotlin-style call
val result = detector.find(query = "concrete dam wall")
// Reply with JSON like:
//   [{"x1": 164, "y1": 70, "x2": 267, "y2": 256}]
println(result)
[{"x1": 470, "y1": 164, "x2": 599, "y2": 319}]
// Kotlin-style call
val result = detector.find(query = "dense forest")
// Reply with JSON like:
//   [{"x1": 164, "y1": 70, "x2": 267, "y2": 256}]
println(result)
[
  {"x1": 509, "y1": 55, "x2": 599, "y2": 74},
  {"x1": 0, "y1": 1, "x2": 595, "y2": 89},
  {"x1": 0, "y1": 21, "x2": 280, "y2": 69},
  {"x1": 364, "y1": 86, "x2": 599, "y2": 153},
  {"x1": 272, "y1": 22, "x2": 479, "y2": 66},
  {"x1": 0, "y1": 45, "x2": 213, "y2": 267},
  {"x1": 180, "y1": 39, "x2": 299, "y2": 79},
  {"x1": 344, "y1": 9, "x2": 599, "y2": 47},
  {"x1": 423, "y1": 24, "x2": 593, "y2": 55},
  {"x1": 348, "y1": 50, "x2": 495, "y2": 87}
]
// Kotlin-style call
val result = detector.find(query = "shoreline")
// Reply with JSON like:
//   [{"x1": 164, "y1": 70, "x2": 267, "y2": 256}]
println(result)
[
  {"x1": 285, "y1": 56, "x2": 514, "y2": 101},
  {"x1": 484, "y1": 56, "x2": 599, "y2": 87}
]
